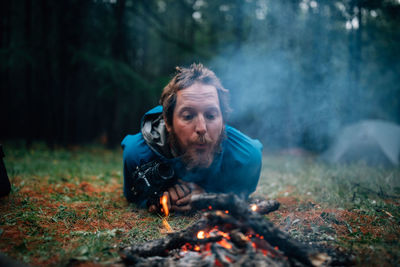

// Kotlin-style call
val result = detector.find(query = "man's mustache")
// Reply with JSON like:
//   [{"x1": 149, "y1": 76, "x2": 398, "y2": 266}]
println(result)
[{"x1": 191, "y1": 134, "x2": 213, "y2": 145}]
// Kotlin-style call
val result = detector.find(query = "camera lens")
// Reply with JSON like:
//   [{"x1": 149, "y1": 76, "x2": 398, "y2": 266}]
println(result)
[{"x1": 157, "y1": 163, "x2": 174, "y2": 180}]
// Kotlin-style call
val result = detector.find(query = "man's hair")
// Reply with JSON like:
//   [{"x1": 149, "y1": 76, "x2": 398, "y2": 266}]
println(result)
[{"x1": 160, "y1": 63, "x2": 231, "y2": 126}]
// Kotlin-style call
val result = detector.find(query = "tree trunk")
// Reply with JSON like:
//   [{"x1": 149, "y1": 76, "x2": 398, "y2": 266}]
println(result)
[
  {"x1": 40, "y1": 0, "x2": 56, "y2": 148},
  {"x1": 108, "y1": 0, "x2": 127, "y2": 147},
  {"x1": 0, "y1": 1, "x2": 11, "y2": 137},
  {"x1": 234, "y1": 0, "x2": 244, "y2": 51},
  {"x1": 25, "y1": 0, "x2": 33, "y2": 148}
]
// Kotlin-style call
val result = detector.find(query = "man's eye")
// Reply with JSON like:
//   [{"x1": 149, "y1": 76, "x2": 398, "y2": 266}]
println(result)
[
  {"x1": 182, "y1": 114, "x2": 194, "y2": 120},
  {"x1": 205, "y1": 113, "x2": 216, "y2": 120}
]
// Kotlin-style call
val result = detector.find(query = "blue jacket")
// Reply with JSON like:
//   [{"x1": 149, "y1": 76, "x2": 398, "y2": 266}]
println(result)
[{"x1": 121, "y1": 106, "x2": 263, "y2": 203}]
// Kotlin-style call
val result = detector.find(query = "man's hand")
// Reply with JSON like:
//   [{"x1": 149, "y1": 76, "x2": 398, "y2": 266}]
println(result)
[
  {"x1": 169, "y1": 180, "x2": 205, "y2": 212},
  {"x1": 148, "y1": 180, "x2": 204, "y2": 213}
]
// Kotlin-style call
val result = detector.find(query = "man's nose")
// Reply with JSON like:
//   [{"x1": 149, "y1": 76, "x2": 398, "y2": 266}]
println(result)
[{"x1": 195, "y1": 115, "x2": 207, "y2": 135}]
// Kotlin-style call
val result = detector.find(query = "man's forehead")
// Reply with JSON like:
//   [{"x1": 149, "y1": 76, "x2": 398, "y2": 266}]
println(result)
[{"x1": 178, "y1": 83, "x2": 219, "y2": 102}]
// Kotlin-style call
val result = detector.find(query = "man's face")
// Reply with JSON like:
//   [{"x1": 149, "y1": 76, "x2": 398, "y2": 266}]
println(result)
[{"x1": 166, "y1": 83, "x2": 224, "y2": 170}]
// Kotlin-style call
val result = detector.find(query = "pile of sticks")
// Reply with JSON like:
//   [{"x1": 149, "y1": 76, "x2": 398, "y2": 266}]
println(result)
[{"x1": 120, "y1": 193, "x2": 330, "y2": 267}]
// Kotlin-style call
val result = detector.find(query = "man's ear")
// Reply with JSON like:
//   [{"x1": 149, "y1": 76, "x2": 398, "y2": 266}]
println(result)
[{"x1": 163, "y1": 114, "x2": 172, "y2": 133}]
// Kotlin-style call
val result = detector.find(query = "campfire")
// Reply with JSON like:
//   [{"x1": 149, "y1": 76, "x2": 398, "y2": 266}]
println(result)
[{"x1": 120, "y1": 194, "x2": 331, "y2": 266}]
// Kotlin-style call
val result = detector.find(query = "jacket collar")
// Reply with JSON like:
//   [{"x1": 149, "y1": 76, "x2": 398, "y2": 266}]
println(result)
[{"x1": 141, "y1": 106, "x2": 174, "y2": 158}]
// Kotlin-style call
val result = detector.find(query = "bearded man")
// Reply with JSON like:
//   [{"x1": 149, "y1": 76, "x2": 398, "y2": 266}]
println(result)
[{"x1": 121, "y1": 63, "x2": 262, "y2": 212}]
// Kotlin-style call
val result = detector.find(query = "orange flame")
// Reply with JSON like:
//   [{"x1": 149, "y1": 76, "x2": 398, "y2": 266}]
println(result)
[
  {"x1": 217, "y1": 230, "x2": 230, "y2": 240},
  {"x1": 160, "y1": 195, "x2": 172, "y2": 232},
  {"x1": 251, "y1": 204, "x2": 257, "y2": 212},
  {"x1": 160, "y1": 195, "x2": 169, "y2": 217},
  {"x1": 162, "y1": 218, "x2": 172, "y2": 232},
  {"x1": 197, "y1": 230, "x2": 205, "y2": 239},
  {"x1": 180, "y1": 225, "x2": 276, "y2": 259},
  {"x1": 182, "y1": 243, "x2": 191, "y2": 252},
  {"x1": 217, "y1": 238, "x2": 232, "y2": 249}
]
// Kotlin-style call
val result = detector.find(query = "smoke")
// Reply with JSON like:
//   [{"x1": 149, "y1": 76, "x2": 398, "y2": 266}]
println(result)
[
  {"x1": 211, "y1": 46, "x2": 335, "y2": 151},
  {"x1": 208, "y1": 1, "x2": 397, "y2": 152}
]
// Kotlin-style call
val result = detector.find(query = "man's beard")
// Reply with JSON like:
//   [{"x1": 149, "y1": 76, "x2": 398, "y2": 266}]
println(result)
[{"x1": 168, "y1": 128, "x2": 225, "y2": 171}]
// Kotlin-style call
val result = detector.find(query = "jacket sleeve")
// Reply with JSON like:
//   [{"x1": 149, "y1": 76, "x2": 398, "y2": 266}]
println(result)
[{"x1": 121, "y1": 133, "x2": 155, "y2": 203}]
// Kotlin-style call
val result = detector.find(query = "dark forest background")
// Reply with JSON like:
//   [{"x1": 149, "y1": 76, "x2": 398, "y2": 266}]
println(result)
[{"x1": 1, "y1": 0, "x2": 399, "y2": 151}]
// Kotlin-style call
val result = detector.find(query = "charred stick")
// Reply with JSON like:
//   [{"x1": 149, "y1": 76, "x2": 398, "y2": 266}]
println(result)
[
  {"x1": 230, "y1": 229, "x2": 249, "y2": 248},
  {"x1": 211, "y1": 243, "x2": 238, "y2": 265},
  {"x1": 191, "y1": 193, "x2": 252, "y2": 218},
  {"x1": 250, "y1": 199, "x2": 281, "y2": 214},
  {"x1": 234, "y1": 242, "x2": 289, "y2": 267},
  {"x1": 246, "y1": 215, "x2": 313, "y2": 266}
]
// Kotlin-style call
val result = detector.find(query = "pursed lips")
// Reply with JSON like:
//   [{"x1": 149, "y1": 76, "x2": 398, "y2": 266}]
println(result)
[{"x1": 193, "y1": 143, "x2": 208, "y2": 150}]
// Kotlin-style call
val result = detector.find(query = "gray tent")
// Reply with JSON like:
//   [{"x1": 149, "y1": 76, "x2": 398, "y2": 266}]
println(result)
[{"x1": 323, "y1": 120, "x2": 400, "y2": 166}]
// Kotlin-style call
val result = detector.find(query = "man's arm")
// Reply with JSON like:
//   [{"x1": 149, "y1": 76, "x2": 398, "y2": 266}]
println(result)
[{"x1": 121, "y1": 133, "x2": 156, "y2": 203}]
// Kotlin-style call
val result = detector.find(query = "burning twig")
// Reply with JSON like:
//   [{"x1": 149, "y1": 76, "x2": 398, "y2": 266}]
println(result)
[
  {"x1": 161, "y1": 218, "x2": 173, "y2": 233},
  {"x1": 160, "y1": 195, "x2": 169, "y2": 217},
  {"x1": 160, "y1": 195, "x2": 173, "y2": 232},
  {"x1": 249, "y1": 198, "x2": 281, "y2": 214}
]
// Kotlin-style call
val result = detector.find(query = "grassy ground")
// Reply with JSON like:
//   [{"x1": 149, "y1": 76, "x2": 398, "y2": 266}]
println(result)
[{"x1": 0, "y1": 143, "x2": 399, "y2": 266}]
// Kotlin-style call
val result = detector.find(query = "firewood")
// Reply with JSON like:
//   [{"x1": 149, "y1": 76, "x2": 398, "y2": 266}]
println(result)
[
  {"x1": 249, "y1": 199, "x2": 281, "y2": 214},
  {"x1": 121, "y1": 193, "x2": 331, "y2": 267},
  {"x1": 230, "y1": 229, "x2": 248, "y2": 248},
  {"x1": 191, "y1": 193, "x2": 318, "y2": 266}
]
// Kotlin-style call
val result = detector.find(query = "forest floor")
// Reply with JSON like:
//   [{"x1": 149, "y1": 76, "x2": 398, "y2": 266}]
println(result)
[{"x1": 0, "y1": 143, "x2": 399, "y2": 266}]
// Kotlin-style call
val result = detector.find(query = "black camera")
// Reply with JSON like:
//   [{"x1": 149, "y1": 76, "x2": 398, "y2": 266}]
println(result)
[{"x1": 131, "y1": 160, "x2": 176, "y2": 203}]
